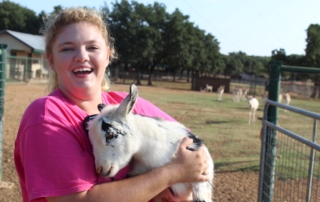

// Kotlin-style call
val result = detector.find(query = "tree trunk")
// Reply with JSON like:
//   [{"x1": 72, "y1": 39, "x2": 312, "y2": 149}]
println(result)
[
  {"x1": 179, "y1": 69, "x2": 184, "y2": 80},
  {"x1": 312, "y1": 82, "x2": 320, "y2": 99},
  {"x1": 187, "y1": 69, "x2": 190, "y2": 82},
  {"x1": 147, "y1": 65, "x2": 155, "y2": 86},
  {"x1": 135, "y1": 64, "x2": 142, "y2": 85}
]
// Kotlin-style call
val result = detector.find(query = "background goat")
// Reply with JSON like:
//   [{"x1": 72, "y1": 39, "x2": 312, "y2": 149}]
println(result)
[
  {"x1": 284, "y1": 91, "x2": 291, "y2": 113},
  {"x1": 85, "y1": 84, "x2": 214, "y2": 201},
  {"x1": 217, "y1": 85, "x2": 225, "y2": 102},
  {"x1": 205, "y1": 84, "x2": 213, "y2": 92},
  {"x1": 246, "y1": 95, "x2": 259, "y2": 125}
]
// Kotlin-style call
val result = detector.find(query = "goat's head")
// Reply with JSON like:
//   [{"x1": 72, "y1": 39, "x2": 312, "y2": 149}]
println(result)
[{"x1": 85, "y1": 84, "x2": 139, "y2": 177}]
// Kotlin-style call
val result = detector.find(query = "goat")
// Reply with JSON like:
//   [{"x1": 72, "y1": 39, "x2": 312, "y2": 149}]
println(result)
[
  {"x1": 279, "y1": 92, "x2": 283, "y2": 103},
  {"x1": 241, "y1": 88, "x2": 248, "y2": 101},
  {"x1": 217, "y1": 85, "x2": 225, "y2": 102},
  {"x1": 85, "y1": 84, "x2": 214, "y2": 201},
  {"x1": 233, "y1": 87, "x2": 247, "y2": 102},
  {"x1": 246, "y1": 95, "x2": 259, "y2": 124},
  {"x1": 262, "y1": 91, "x2": 268, "y2": 106},
  {"x1": 205, "y1": 84, "x2": 213, "y2": 92},
  {"x1": 232, "y1": 88, "x2": 241, "y2": 102},
  {"x1": 283, "y1": 91, "x2": 291, "y2": 113}
]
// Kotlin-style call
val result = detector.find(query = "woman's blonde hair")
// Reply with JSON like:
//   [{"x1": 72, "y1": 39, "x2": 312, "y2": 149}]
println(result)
[{"x1": 41, "y1": 7, "x2": 117, "y2": 93}]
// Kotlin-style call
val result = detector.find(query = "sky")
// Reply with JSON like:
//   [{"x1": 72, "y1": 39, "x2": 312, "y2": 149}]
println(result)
[{"x1": 10, "y1": 0, "x2": 320, "y2": 57}]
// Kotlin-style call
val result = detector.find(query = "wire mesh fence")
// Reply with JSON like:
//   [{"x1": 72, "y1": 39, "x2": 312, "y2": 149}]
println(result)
[{"x1": 259, "y1": 100, "x2": 320, "y2": 202}]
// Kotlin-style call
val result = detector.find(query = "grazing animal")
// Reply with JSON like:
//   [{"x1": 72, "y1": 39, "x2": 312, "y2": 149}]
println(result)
[
  {"x1": 232, "y1": 88, "x2": 241, "y2": 102},
  {"x1": 284, "y1": 91, "x2": 291, "y2": 113},
  {"x1": 205, "y1": 84, "x2": 213, "y2": 92},
  {"x1": 217, "y1": 85, "x2": 225, "y2": 102},
  {"x1": 241, "y1": 88, "x2": 248, "y2": 101},
  {"x1": 279, "y1": 92, "x2": 283, "y2": 103},
  {"x1": 262, "y1": 91, "x2": 268, "y2": 106},
  {"x1": 85, "y1": 84, "x2": 214, "y2": 201},
  {"x1": 247, "y1": 95, "x2": 259, "y2": 125}
]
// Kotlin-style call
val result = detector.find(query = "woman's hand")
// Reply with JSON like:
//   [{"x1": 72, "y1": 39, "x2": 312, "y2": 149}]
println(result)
[
  {"x1": 153, "y1": 137, "x2": 209, "y2": 201},
  {"x1": 170, "y1": 137, "x2": 209, "y2": 183}
]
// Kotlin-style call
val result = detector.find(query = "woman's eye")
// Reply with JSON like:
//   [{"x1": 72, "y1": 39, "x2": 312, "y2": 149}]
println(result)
[
  {"x1": 88, "y1": 46, "x2": 99, "y2": 50},
  {"x1": 60, "y1": 47, "x2": 73, "y2": 52}
]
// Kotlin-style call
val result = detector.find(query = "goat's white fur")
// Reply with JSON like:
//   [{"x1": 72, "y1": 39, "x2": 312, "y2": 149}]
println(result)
[
  {"x1": 232, "y1": 87, "x2": 247, "y2": 102},
  {"x1": 247, "y1": 96, "x2": 259, "y2": 124},
  {"x1": 86, "y1": 84, "x2": 214, "y2": 201},
  {"x1": 217, "y1": 85, "x2": 225, "y2": 101},
  {"x1": 205, "y1": 84, "x2": 213, "y2": 92},
  {"x1": 283, "y1": 92, "x2": 291, "y2": 113}
]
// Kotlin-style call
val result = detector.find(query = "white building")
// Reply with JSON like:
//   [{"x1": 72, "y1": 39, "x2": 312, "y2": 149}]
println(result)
[{"x1": 0, "y1": 30, "x2": 47, "y2": 81}]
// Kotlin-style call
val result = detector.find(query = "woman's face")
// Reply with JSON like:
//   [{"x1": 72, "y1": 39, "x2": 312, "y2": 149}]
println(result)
[{"x1": 47, "y1": 22, "x2": 110, "y2": 100}]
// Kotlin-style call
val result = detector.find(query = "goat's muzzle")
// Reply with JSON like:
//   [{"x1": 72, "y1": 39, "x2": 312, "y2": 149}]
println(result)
[{"x1": 96, "y1": 166, "x2": 102, "y2": 174}]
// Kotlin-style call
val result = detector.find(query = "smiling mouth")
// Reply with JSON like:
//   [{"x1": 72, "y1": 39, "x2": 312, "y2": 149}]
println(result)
[{"x1": 73, "y1": 67, "x2": 93, "y2": 75}]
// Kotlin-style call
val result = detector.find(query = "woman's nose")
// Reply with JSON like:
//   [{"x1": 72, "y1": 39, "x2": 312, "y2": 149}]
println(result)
[{"x1": 75, "y1": 47, "x2": 89, "y2": 62}]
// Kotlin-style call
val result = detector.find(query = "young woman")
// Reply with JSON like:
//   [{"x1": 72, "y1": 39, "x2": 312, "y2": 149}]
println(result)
[{"x1": 14, "y1": 7, "x2": 209, "y2": 202}]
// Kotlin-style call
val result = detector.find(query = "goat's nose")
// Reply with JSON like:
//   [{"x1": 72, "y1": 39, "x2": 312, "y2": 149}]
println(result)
[{"x1": 96, "y1": 166, "x2": 102, "y2": 174}]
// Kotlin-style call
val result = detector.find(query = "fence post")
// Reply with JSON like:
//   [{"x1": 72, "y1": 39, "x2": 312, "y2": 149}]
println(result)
[
  {"x1": 261, "y1": 60, "x2": 281, "y2": 201},
  {"x1": 0, "y1": 44, "x2": 13, "y2": 189}
]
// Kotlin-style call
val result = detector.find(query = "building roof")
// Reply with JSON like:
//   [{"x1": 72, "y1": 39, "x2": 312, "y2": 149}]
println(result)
[{"x1": 0, "y1": 29, "x2": 44, "y2": 53}]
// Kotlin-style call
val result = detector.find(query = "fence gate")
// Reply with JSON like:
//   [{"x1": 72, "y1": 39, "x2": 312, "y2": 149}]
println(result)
[
  {"x1": 0, "y1": 44, "x2": 13, "y2": 189},
  {"x1": 258, "y1": 61, "x2": 320, "y2": 201}
]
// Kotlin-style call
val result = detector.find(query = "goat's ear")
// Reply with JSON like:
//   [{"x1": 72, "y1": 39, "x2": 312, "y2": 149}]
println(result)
[
  {"x1": 82, "y1": 114, "x2": 98, "y2": 134},
  {"x1": 98, "y1": 103, "x2": 107, "y2": 112},
  {"x1": 118, "y1": 84, "x2": 138, "y2": 116}
]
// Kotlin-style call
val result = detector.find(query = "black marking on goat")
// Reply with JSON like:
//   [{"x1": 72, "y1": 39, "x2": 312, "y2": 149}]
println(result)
[
  {"x1": 97, "y1": 103, "x2": 107, "y2": 112},
  {"x1": 101, "y1": 121, "x2": 125, "y2": 145},
  {"x1": 82, "y1": 114, "x2": 98, "y2": 135},
  {"x1": 187, "y1": 131, "x2": 203, "y2": 151}
]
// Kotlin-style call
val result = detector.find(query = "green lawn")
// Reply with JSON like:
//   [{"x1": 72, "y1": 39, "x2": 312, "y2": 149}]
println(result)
[{"x1": 111, "y1": 80, "x2": 320, "y2": 175}]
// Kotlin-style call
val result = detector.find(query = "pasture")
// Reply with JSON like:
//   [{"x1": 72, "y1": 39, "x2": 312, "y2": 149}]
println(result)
[{"x1": 0, "y1": 80, "x2": 319, "y2": 201}]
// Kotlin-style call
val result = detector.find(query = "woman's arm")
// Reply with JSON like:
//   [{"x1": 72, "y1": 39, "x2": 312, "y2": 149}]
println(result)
[{"x1": 47, "y1": 137, "x2": 209, "y2": 202}]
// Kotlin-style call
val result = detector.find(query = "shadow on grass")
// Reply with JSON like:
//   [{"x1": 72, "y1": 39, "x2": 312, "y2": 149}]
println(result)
[
  {"x1": 215, "y1": 160, "x2": 260, "y2": 173},
  {"x1": 205, "y1": 120, "x2": 229, "y2": 124}
]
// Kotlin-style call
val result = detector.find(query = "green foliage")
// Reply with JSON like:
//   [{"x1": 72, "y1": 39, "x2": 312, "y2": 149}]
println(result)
[
  {"x1": 0, "y1": 0, "x2": 42, "y2": 34},
  {"x1": 305, "y1": 24, "x2": 320, "y2": 68},
  {"x1": 3, "y1": 0, "x2": 320, "y2": 81}
]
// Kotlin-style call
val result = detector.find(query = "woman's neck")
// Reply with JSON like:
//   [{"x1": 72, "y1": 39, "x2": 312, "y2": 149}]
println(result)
[{"x1": 59, "y1": 88, "x2": 103, "y2": 115}]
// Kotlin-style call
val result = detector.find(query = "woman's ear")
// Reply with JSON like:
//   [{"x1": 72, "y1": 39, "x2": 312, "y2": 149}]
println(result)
[{"x1": 46, "y1": 52, "x2": 54, "y2": 70}]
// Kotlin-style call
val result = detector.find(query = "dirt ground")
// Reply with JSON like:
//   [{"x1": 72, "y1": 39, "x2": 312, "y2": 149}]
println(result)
[{"x1": 0, "y1": 83, "x2": 261, "y2": 202}]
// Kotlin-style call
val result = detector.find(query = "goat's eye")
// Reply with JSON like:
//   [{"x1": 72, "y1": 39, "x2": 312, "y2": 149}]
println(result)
[{"x1": 105, "y1": 133, "x2": 113, "y2": 139}]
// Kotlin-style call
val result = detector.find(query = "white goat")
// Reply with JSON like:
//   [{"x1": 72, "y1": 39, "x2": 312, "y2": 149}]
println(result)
[
  {"x1": 232, "y1": 87, "x2": 243, "y2": 102},
  {"x1": 85, "y1": 84, "x2": 214, "y2": 201},
  {"x1": 247, "y1": 95, "x2": 259, "y2": 124},
  {"x1": 283, "y1": 91, "x2": 291, "y2": 113},
  {"x1": 217, "y1": 85, "x2": 225, "y2": 102},
  {"x1": 205, "y1": 84, "x2": 213, "y2": 92},
  {"x1": 279, "y1": 92, "x2": 283, "y2": 103},
  {"x1": 241, "y1": 88, "x2": 248, "y2": 101}
]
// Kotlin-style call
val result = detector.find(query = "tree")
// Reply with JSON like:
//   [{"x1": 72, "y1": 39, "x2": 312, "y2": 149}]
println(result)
[
  {"x1": 0, "y1": 0, "x2": 41, "y2": 34},
  {"x1": 305, "y1": 24, "x2": 320, "y2": 67}
]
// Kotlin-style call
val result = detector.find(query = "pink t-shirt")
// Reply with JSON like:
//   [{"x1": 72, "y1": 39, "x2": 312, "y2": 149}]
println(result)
[{"x1": 14, "y1": 88, "x2": 175, "y2": 202}]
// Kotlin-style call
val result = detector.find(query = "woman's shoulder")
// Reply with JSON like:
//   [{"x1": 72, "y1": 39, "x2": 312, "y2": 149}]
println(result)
[
  {"x1": 25, "y1": 89, "x2": 67, "y2": 113},
  {"x1": 23, "y1": 88, "x2": 84, "y2": 123}
]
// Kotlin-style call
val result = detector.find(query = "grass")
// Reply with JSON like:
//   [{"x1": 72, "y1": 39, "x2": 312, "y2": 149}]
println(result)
[{"x1": 111, "y1": 79, "x2": 320, "y2": 177}]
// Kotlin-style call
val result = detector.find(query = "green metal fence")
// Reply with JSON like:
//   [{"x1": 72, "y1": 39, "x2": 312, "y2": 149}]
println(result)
[{"x1": 258, "y1": 60, "x2": 320, "y2": 201}]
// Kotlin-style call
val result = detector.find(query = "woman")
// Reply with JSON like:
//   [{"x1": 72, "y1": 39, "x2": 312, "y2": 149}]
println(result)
[{"x1": 14, "y1": 7, "x2": 209, "y2": 202}]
